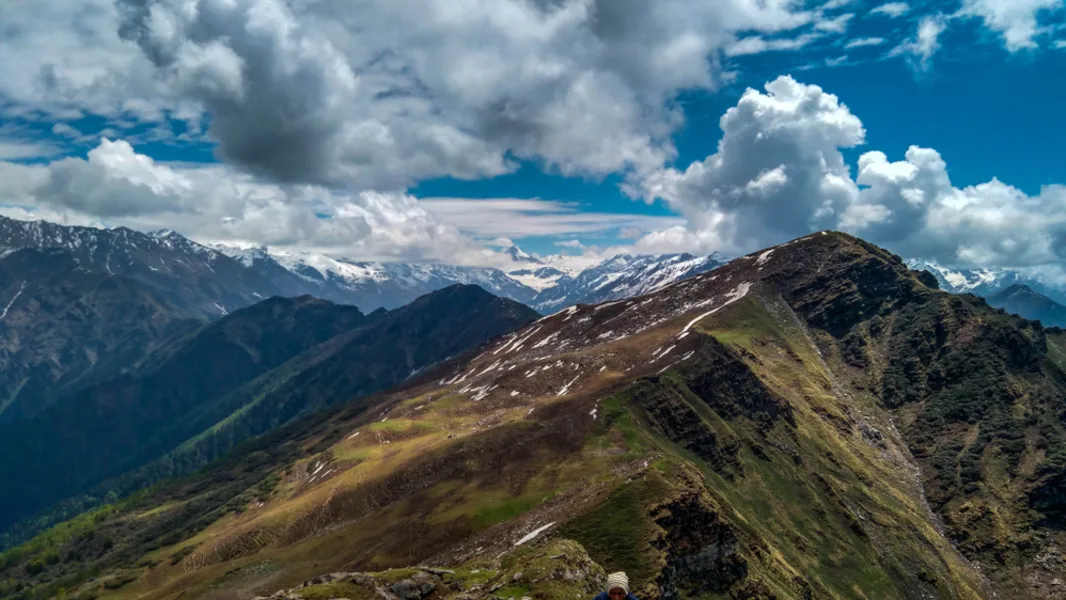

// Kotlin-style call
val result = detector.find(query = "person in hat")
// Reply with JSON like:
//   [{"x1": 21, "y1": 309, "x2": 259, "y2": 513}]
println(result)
[{"x1": 593, "y1": 572, "x2": 638, "y2": 600}]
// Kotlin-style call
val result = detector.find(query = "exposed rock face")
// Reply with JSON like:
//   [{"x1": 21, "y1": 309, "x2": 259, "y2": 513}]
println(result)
[
  {"x1": 652, "y1": 493, "x2": 747, "y2": 600},
  {"x1": 681, "y1": 339, "x2": 795, "y2": 428},
  {"x1": 914, "y1": 270, "x2": 941, "y2": 291},
  {"x1": 633, "y1": 378, "x2": 741, "y2": 476}
]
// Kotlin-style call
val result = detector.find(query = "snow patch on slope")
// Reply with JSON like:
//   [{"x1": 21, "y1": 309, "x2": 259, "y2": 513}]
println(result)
[
  {"x1": 0, "y1": 281, "x2": 27, "y2": 320},
  {"x1": 681, "y1": 282, "x2": 752, "y2": 334}
]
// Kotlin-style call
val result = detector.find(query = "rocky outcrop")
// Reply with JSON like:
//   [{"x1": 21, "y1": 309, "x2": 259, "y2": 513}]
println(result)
[
  {"x1": 651, "y1": 493, "x2": 747, "y2": 600},
  {"x1": 631, "y1": 379, "x2": 741, "y2": 477},
  {"x1": 681, "y1": 338, "x2": 795, "y2": 428},
  {"x1": 254, "y1": 539, "x2": 605, "y2": 600}
]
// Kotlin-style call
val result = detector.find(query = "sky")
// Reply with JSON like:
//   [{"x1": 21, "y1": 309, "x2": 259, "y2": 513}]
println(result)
[{"x1": 0, "y1": 0, "x2": 1064, "y2": 274}]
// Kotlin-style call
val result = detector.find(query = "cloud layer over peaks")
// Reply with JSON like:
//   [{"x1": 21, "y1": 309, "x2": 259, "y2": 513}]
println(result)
[
  {"x1": 635, "y1": 76, "x2": 1066, "y2": 271},
  {"x1": 0, "y1": 139, "x2": 497, "y2": 264}
]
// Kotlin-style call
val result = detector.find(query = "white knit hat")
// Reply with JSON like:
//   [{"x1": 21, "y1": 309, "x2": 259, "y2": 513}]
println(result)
[{"x1": 606, "y1": 572, "x2": 629, "y2": 594}]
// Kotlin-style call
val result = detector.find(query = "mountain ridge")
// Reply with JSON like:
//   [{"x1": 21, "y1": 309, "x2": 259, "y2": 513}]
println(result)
[
  {"x1": 906, "y1": 258, "x2": 1066, "y2": 306},
  {"x1": 0, "y1": 214, "x2": 735, "y2": 316},
  {"x1": 987, "y1": 283, "x2": 1066, "y2": 328},
  {"x1": 7, "y1": 231, "x2": 1066, "y2": 599},
  {"x1": 0, "y1": 247, "x2": 202, "y2": 423},
  {"x1": 0, "y1": 216, "x2": 296, "y2": 320},
  {"x1": 0, "y1": 284, "x2": 539, "y2": 539}
]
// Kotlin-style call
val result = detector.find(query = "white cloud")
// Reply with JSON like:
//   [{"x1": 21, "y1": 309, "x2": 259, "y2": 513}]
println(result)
[
  {"x1": 815, "y1": 14, "x2": 855, "y2": 33},
  {"x1": 726, "y1": 34, "x2": 822, "y2": 57},
  {"x1": 821, "y1": 0, "x2": 853, "y2": 10},
  {"x1": 961, "y1": 0, "x2": 1065, "y2": 52},
  {"x1": 0, "y1": 140, "x2": 63, "y2": 160},
  {"x1": 4, "y1": 1, "x2": 1060, "y2": 273},
  {"x1": 846, "y1": 37, "x2": 887, "y2": 48},
  {"x1": 890, "y1": 15, "x2": 947, "y2": 71},
  {"x1": 0, "y1": 0, "x2": 163, "y2": 120},
  {"x1": 845, "y1": 149, "x2": 1066, "y2": 268},
  {"x1": 0, "y1": 0, "x2": 821, "y2": 192},
  {"x1": 0, "y1": 206, "x2": 106, "y2": 229},
  {"x1": 50, "y1": 123, "x2": 84, "y2": 139},
  {"x1": 1055, "y1": 39, "x2": 1066, "y2": 48},
  {"x1": 0, "y1": 139, "x2": 503, "y2": 265},
  {"x1": 634, "y1": 76, "x2": 1066, "y2": 271},
  {"x1": 634, "y1": 76, "x2": 864, "y2": 254},
  {"x1": 487, "y1": 237, "x2": 516, "y2": 248},
  {"x1": 419, "y1": 197, "x2": 682, "y2": 239},
  {"x1": 869, "y1": 2, "x2": 911, "y2": 18},
  {"x1": 555, "y1": 240, "x2": 585, "y2": 248}
]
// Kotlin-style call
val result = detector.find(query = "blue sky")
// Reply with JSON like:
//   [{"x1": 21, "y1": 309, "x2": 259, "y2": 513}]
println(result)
[{"x1": 0, "y1": 0, "x2": 1065, "y2": 271}]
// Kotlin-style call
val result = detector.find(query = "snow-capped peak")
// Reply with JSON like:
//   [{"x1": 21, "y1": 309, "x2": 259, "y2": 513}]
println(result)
[
  {"x1": 270, "y1": 250, "x2": 388, "y2": 285},
  {"x1": 205, "y1": 242, "x2": 274, "y2": 268},
  {"x1": 529, "y1": 251, "x2": 730, "y2": 312},
  {"x1": 903, "y1": 258, "x2": 1066, "y2": 306},
  {"x1": 906, "y1": 258, "x2": 1015, "y2": 294},
  {"x1": 505, "y1": 245, "x2": 540, "y2": 264}
]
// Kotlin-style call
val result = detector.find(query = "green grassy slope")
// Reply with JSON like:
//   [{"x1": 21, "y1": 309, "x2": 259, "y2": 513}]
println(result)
[{"x1": 0, "y1": 285, "x2": 539, "y2": 554}]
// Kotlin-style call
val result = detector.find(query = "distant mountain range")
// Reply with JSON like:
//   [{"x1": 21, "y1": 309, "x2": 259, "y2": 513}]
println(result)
[
  {"x1": 531, "y1": 252, "x2": 726, "y2": 312},
  {"x1": 9, "y1": 214, "x2": 1066, "y2": 334},
  {"x1": 0, "y1": 218, "x2": 288, "y2": 321},
  {"x1": 0, "y1": 248, "x2": 203, "y2": 424},
  {"x1": 207, "y1": 242, "x2": 729, "y2": 313},
  {"x1": 907, "y1": 258, "x2": 1066, "y2": 327},
  {"x1": 0, "y1": 215, "x2": 731, "y2": 316},
  {"x1": 987, "y1": 284, "x2": 1066, "y2": 328},
  {"x1": 207, "y1": 242, "x2": 544, "y2": 309},
  {"x1": 906, "y1": 258, "x2": 1066, "y2": 305}
]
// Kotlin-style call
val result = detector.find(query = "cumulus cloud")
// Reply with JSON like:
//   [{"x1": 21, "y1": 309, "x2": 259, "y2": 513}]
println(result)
[
  {"x1": 0, "y1": 139, "x2": 500, "y2": 265},
  {"x1": 635, "y1": 76, "x2": 864, "y2": 254},
  {"x1": 0, "y1": 0, "x2": 164, "y2": 120},
  {"x1": 961, "y1": 0, "x2": 1064, "y2": 52},
  {"x1": 99, "y1": 0, "x2": 821, "y2": 189},
  {"x1": 869, "y1": 2, "x2": 910, "y2": 18},
  {"x1": 844, "y1": 149, "x2": 1066, "y2": 267},
  {"x1": 4, "y1": 1, "x2": 1060, "y2": 272},
  {"x1": 634, "y1": 76, "x2": 1066, "y2": 271}
]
